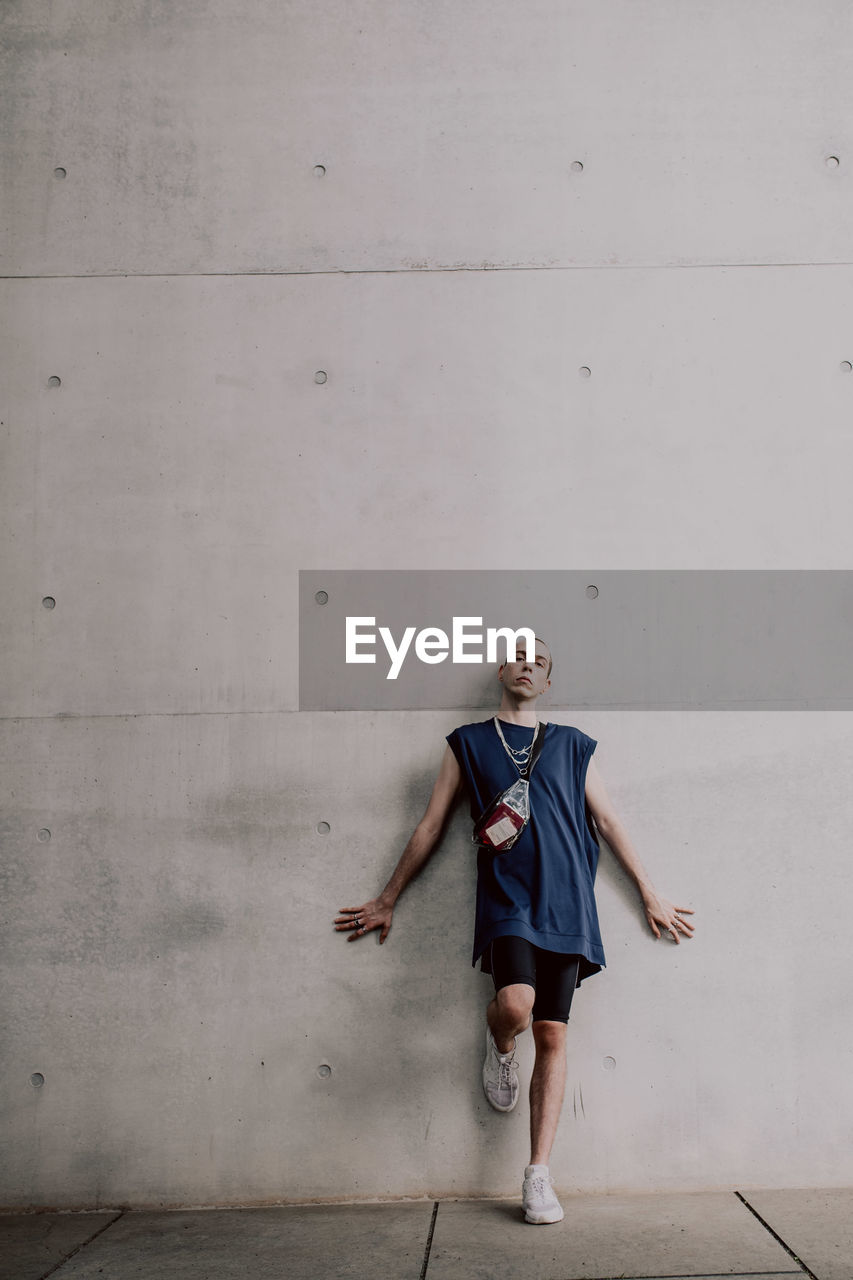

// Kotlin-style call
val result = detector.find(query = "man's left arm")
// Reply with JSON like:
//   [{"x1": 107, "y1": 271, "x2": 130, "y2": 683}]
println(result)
[{"x1": 584, "y1": 757, "x2": 695, "y2": 944}]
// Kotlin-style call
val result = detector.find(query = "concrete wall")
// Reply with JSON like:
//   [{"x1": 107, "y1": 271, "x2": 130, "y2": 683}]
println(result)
[{"x1": 2, "y1": 0, "x2": 852, "y2": 1207}]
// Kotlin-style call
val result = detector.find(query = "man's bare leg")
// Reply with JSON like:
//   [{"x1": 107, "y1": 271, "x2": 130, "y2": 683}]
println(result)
[
  {"x1": 482, "y1": 983, "x2": 534, "y2": 1112},
  {"x1": 520, "y1": 1020, "x2": 568, "y2": 1223},
  {"x1": 487, "y1": 982, "x2": 535, "y2": 1054},
  {"x1": 529, "y1": 1020, "x2": 567, "y2": 1166}
]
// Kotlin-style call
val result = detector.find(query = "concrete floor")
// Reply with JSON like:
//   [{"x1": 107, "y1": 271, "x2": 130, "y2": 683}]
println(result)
[{"x1": 1, "y1": 1187, "x2": 850, "y2": 1280}]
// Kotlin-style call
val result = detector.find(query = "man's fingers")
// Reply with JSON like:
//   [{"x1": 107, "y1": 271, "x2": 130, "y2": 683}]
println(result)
[
  {"x1": 648, "y1": 902, "x2": 695, "y2": 943},
  {"x1": 336, "y1": 905, "x2": 391, "y2": 943}
]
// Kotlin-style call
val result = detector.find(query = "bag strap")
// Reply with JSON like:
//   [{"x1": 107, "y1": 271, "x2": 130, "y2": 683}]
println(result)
[{"x1": 518, "y1": 721, "x2": 547, "y2": 781}]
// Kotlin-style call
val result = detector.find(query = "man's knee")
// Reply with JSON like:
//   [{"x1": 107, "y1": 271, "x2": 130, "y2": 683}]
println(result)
[
  {"x1": 531, "y1": 1019, "x2": 567, "y2": 1053},
  {"x1": 495, "y1": 983, "x2": 535, "y2": 1030}
]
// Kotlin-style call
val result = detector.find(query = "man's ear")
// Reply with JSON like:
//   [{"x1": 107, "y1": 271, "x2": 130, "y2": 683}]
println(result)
[{"x1": 498, "y1": 664, "x2": 505, "y2": 682}]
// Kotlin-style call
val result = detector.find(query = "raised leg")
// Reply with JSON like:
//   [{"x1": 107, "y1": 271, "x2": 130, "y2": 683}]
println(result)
[{"x1": 487, "y1": 982, "x2": 535, "y2": 1054}]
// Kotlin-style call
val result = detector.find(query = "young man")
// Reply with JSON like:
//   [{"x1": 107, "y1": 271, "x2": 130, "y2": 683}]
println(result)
[{"x1": 334, "y1": 638, "x2": 694, "y2": 1224}]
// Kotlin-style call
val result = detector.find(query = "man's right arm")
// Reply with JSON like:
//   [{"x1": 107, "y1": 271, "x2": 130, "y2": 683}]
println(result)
[{"x1": 334, "y1": 744, "x2": 464, "y2": 943}]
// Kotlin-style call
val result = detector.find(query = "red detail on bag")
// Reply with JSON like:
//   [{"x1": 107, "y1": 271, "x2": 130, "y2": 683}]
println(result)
[{"x1": 474, "y1": 801, "x2": 526, "y2": 850}]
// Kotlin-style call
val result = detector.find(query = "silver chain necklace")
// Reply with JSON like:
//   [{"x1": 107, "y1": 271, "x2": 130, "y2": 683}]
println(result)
[{"x1": 494, "y1": 717, "x2": 539, "y2": 772}]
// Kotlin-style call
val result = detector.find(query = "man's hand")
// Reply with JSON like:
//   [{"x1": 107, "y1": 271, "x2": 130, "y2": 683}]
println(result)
[
  {"x1": 641, "y1": 891, "x2": 695, "y2": 944},
  {"x1": 586, "y1": 761, "x2": 696, "y2": 946},
  {"x1": 332, "y1": 746, "x2": 462, "y2": 947},
  {"x1": 334, "y1": 897, "x2": 394, "y2": 943}
]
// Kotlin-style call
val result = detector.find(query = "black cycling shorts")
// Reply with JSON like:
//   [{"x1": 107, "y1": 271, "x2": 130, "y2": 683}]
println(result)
[{"x1": 487, "y1": 935, "x2": 581, "y2": 1024}]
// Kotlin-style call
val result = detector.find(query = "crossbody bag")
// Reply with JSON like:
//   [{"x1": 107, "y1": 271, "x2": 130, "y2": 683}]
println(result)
[{"x1": 471, "y1": 719, "x2": 547, "y2": 853}]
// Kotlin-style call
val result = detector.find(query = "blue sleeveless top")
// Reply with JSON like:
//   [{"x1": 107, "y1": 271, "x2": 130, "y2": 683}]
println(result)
[{"x1": 446, "y1": 719, "x2": 605, "y2": 985}]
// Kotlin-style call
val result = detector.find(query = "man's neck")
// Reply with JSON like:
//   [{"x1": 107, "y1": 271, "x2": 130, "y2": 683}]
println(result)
[{"x1": 496, "y1": 694, "x2": 540, "y2": 727}]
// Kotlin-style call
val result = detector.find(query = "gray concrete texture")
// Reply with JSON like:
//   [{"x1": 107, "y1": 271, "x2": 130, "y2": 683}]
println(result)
[
  {"x1": 3, "y1": 711, "x2": 853, "y2": 1206},
  {"x1": 2, "y1": 0, "x2": 853, "y2": 1212},
  {"x1": 4, "y1": 268, "x2": 853, "y2": 720},
  {"x1": 3, "y1": 1189, "x2": 852, "y2": 1280},
  {"x1": 2, "y1": 0, "x2": 852, "y2": 275}
]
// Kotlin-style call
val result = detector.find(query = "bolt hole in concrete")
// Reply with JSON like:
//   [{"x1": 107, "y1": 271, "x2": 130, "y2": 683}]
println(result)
[
  {"x1": 314, "y1": 590, "x2": 329, "y2": 605},
  {"x1": 585, "y1": 585, "x2": 599, "y2": 599},
  {"x1": 316, "y1": 821, "x2": 331, "y2": 835},
  {"x1": 579, "y1": 366, "x2": 591, "y2": 378},
  {"x1": 314, "y1": 164, "x2": 326, "y2": 177},
  {"x1": 602, "y1": 1056, "x2": 616, "y2": 1071},
  {"x1": 317, "y1": 1064, "x2": 332, "y2": 1078},
  {"x1": 314, "y1": 370, "x2": 328, "y2": 384},
  {"x1": 826, "y1": 155, "x2": 840, "y2": 167},
  {"x1": 840, "y1": 361, "x2": 852, "y2": 373},
  {"x1": 42, "y1": 596, "x2": 56, "y2": 609},
  {"x1": 571, "y1": 160, "x2": 584, "y2": 172},
  {"x1": 37, "y1": 829, "x2": 51, "y2": 843},
  {"x1": 30, "y1": 1073, "x2": 45, "y2": 1088},
  {"x1": 53, "y1": 167, "x2": 66, "y2": 179},
  {"x1": 47, "y1": 375, "x2": 62, "y2": 388}
]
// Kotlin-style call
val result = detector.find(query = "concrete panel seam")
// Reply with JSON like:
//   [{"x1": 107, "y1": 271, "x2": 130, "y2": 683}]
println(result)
[
  {"x1": 36, "y1": 1210, "x2": 126, "y2": 1280},
  {"x1": 5, "y1": 260, "x2": 853, "y2": 283},
  {"x1": 734, "y1": 1193, "x2": 818, "y2": 1279},
  {"x1": 0, "y1": 711, "x2": 299, "y2": 723},
  {"x1": 419, "y1": 1201, "x2": 439, "y2": 1280}
]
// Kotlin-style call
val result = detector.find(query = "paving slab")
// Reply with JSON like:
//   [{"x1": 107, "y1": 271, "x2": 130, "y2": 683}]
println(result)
[
  {"x1": 48, "y1": 1202, "x2": 433, "y2": 1280},
  {"x1": 740, "y1": 1187, "x2": 853, "y2": 1280},
  {"x1": 0, "y1": 1212, "x2": 121, "y2": 1280},
  {"x1": 426, "y1": 1191, "x2": 800, "y2": 1280}
]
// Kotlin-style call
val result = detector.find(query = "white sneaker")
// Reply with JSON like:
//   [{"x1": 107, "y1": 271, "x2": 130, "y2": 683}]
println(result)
[
  {"x1": 482, "y1": 1027, "x2": 519, "y2": 1112},
  {"x1": 522, "y1": 1164, "x2": 564, "y2": 1224}
]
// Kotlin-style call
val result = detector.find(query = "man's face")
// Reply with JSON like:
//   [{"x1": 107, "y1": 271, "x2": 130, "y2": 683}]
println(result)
[{"x1": 499, "y1": 640, "x2": 552, "y2": 699}]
